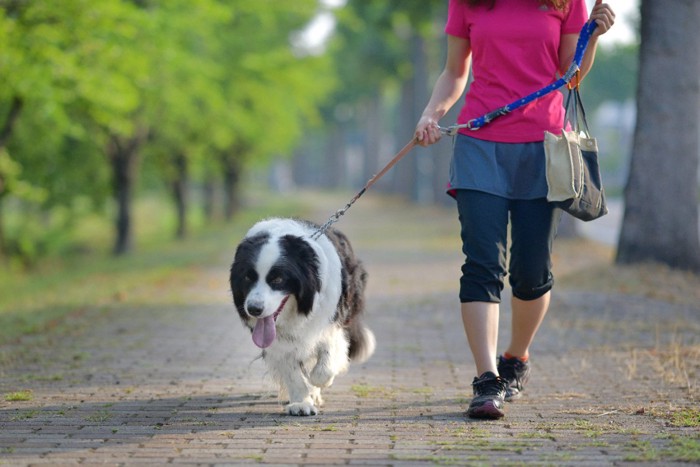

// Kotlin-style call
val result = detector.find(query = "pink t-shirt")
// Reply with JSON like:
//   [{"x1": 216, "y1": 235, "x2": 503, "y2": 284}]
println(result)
[{"x1": 445, "y1": 0, "x2": 588, "y2": 142}]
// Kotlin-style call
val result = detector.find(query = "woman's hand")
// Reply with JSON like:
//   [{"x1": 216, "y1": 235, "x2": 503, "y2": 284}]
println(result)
[
  {"x1": 590, "y1": 0, "x2": 615, "y2": 37},
  {"x1": 415, "y1": 115, "x2": 443, "y2": 147}
]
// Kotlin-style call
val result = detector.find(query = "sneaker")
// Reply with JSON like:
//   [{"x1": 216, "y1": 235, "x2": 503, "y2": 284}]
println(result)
[
  {"x1": 497, "y1": 355, "x2": 531, "y2": 401},
  {"x1": 466, "y1": 371, "x2": 507, "y2": 419}
]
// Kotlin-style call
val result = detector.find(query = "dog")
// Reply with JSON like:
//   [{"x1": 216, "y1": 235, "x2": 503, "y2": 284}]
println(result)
[{"x1": 229, "y1": 218, "x2": 375, "y2": 416}]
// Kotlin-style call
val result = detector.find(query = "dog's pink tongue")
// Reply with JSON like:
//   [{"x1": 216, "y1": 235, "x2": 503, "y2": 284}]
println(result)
[{"x1": 252, "y1": 316, "x2": 276, "y2": 348}]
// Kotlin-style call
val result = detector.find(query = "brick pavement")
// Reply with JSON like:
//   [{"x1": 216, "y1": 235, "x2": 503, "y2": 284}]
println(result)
[{"x1": 1, "y1": 194, "x2": 698, "y2": 466}]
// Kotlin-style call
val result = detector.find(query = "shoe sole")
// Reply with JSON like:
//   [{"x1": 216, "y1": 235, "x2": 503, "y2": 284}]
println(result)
[{"x1": 467, "y1": 400, "x2": 505, "y2": 420}]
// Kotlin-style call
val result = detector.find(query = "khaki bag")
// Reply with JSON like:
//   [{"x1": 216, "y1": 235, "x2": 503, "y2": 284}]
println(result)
[{"x1": 544, "y1": 85, "x2": 607, "y2": 221}]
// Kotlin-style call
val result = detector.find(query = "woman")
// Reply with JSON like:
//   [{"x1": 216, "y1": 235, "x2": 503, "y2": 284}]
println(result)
[{"x1": 415, "y1": 0, "x2": 615, "y2": 420}]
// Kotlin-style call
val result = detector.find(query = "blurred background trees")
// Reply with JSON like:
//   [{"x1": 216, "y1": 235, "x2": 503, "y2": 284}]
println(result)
[
  {"x1": 0, "y1": 0, "x2": 333, "y2": 262},
  {"x1": 3, "y1": 0, "x2": 696, "y2": 273}
]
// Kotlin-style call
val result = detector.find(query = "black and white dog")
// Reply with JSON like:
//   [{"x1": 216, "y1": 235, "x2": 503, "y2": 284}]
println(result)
[{"x1": 229, "y1": 218, "x2": 375, "y2": 416}]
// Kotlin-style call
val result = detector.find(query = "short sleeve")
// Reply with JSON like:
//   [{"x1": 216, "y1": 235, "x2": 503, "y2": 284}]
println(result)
[
  {"x1": 445, "y1": 0, "x2": 470, "y2": 39},
  {"x1": 562, "y1": 0, "x2": 589, "y2": 34}
]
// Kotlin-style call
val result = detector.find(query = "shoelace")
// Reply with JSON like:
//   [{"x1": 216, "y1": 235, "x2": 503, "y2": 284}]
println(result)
[{"x1": 473, "y1": 374, "x2": 506, "y2": 395}]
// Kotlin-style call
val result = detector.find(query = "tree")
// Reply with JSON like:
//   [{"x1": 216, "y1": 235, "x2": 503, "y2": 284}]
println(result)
[
  {"x1": 213, "y1": 0, "x2": 334, "y2": 219},
  {"x1": 0, "y1": 1, "x2": 110, "y2": 260},
  {"x1": 616, "y1": 0, "x2": 700, "y2": 271},
  {"x1": 142, "y1": 0, "x2": 231, "y2": 239}
]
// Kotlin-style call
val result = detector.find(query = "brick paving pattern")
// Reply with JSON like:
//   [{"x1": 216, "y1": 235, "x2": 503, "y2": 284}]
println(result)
[{"x1": 1, "y1": 195, "x2": 698, "y2": 466}]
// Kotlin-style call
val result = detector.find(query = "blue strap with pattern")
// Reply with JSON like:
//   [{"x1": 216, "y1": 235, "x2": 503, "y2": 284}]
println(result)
[{"x1": 439, "y1": 20, "x2": 598, "y2": 135}]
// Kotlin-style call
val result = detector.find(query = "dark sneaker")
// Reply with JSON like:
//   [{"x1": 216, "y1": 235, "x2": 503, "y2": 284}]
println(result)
[
  {"x1": 467, "y1": 371, "x2": 507, "y2": 419},
  {"x1": 498, "y1": 355, "x2": 531, "y2": 401}
]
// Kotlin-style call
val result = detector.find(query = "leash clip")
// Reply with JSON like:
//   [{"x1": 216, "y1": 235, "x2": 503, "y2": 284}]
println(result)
[
  {"x1": 439, "y1": 120, "x2": 478, "y2": 136},
  {"x1": 438, "y1": 125, "x2": 460, "y2": 137}
]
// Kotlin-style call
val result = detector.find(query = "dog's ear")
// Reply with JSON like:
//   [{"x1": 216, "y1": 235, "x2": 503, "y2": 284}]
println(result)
[
  {"x1": 230, "y1": 233, "x2": 269, "y2": 319},
  {"x1": 280, "y1": 235, "x2": 321, "y2": 315}
]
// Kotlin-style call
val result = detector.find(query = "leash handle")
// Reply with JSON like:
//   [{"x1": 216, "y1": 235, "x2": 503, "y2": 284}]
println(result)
[{"x1": 311, "y1": 138, "x2": 417, "y2": 239}]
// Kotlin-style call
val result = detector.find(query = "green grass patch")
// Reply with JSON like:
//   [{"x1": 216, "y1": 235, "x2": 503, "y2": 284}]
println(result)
[
  {"x1": 389, "y1": 454, "x2": 467, "y2": 465},
  {"x1": 4, "y1": 390, "x2": 33, "y2": 402},
  {"x1": 670, "y1": 407, "x2": 700, "y2": 427},
  {"x1": 10, "y1": 409, "x2": 39, "y2": 421},
  {"x1": 351, "y1": 384, "x2": 396, "y2": 399},
  {"x1": 85, "y1": 410, "x2": 112, "y2": 423},
  {"x1": 624, "y1": 436, "x2": 700, "y2": 463},
  {"x1": 667, "y1": 436, "x2": 700, "y2": 462}
]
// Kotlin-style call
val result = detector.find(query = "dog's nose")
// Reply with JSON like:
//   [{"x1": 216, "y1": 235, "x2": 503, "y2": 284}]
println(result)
[{"x1": 247, "y1": 303, "x2": 264, "y2": 317}]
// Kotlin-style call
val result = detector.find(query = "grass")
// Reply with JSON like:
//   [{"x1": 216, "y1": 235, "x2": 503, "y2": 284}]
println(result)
[
  {"x1": 9, "y1": 410, "x2": 39, "y2": 421},
  {"x1": 4, "y1": 390, "x2": 33, "y2": 402},
  {"x1": 670, "y1": 407, "x2": 700, "y2": 427},
  {"x1": 0, "y1": 189, "x2": 310, "y2": 346},
  {"x1": 555, "y1": 237, "x2": 700, "y2": 306},
  {"x1": 84, "y1": 411, "x2": 112, "y2": 423},
  {"x1": 623, "y1": 437, "x2": 700, "y2": 463},
  {"x1": 645, "y1": 406, "x2": 700, "y2": 428},
  {"x1": 350, "y1": 384, "x2": 395, "y2": 399}
]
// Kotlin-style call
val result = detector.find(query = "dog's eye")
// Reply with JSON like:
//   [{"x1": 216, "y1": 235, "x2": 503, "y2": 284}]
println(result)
[
  {"x1": 244, "y1": 272, "x2": 256, "y2": 282},
  {"x1": 269, "y1": 276, "x2": 283, "y2": 285}
]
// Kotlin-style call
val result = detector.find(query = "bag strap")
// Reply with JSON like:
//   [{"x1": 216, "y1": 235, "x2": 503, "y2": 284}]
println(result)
[{"x1": 564, "y1": 76, "x2": 591, "y2": 137}]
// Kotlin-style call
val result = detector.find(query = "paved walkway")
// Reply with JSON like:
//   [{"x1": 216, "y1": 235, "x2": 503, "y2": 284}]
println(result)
[{"x1": 1, "y1": 193, "x2": 698, "y2": 466}]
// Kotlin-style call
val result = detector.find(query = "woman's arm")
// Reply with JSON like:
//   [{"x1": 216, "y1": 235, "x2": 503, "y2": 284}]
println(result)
[
  {"x1": 558, "y1": 0, "x2": 616, "y2": 79},
  {"x1": 415, "y1": 35, "x2": 472, "y2": 146}
]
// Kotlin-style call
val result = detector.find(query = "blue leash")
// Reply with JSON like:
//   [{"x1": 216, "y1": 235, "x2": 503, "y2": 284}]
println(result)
[{"x1": 439, "y1": 20, "x2": 598, "y2": 135}]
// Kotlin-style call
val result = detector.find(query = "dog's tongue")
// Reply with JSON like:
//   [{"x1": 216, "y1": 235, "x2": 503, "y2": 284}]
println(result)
[{"x1": 252, "y1": 316, "x2": 276, "y2": 348}]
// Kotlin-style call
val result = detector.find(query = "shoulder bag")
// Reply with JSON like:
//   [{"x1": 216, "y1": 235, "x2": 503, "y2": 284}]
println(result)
[{"x1": 543, "y1": 80, "x2": 608, "y2": 221}]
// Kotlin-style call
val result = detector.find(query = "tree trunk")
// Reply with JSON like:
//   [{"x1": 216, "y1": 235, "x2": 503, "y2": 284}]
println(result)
[
  {"x1": 0, "y1": 96, "x2": 23, "y2": 258},
  {"x1": 325, "y1": 125, "x2": 346, "y2": 189},
  {"x1": 0, "y1": 199, "x2": 5, "y2": 260},
  {"x1": 108, "y1": 132, "x2": 144, "y2": 256},
  {"x1": 616, "y1": 0, "x2": 700, "y2": 271},
  {"x1": 222, "y1": 155, "x2": 240, "y2": 221},
  {"x1": 411, "y1": 33, "x2": 433, "y2": 205},
  {"x1": 0, "y1": 96, "x2": 23, "y2": 150},
  {"x1": 391, "y1": 33, "x2": 432, "y2": 203},
  {"x1": 362, "y1": 93, "x2": 382, "y2": 187},
  {"x1": 171, "y1": 152, "x2": 188, "y2": 239},
  {"x1": 392, "y1": 34, "x2": 428, "y2": 201},
  {"x1": 202, "y1": 176, "x2": 216, "y2": 221}
]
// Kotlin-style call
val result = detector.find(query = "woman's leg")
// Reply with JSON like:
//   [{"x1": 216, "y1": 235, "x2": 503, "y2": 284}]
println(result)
[
  {"x1": 461, "y1": 301, "x2": 500, "y2": 375},
  {"x1": 506, "y1": 198, "x2": 561, "y2": 358},
  {"x1": 495, "y1": 199, "x2": 559, "y2": 401},
  {"x1": 456, "y1": 190, "x2": 514, "y2": 418},
  {"x1": 505, "y1": 292, "x2": 550, "y2": 359},
  {"x1": 455, "y1": 189, "x2": 509, "y2": 376}
]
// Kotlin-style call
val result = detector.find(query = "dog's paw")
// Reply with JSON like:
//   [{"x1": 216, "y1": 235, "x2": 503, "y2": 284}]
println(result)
[
  {"x1": 286, "y1": 401, "x2": 318, "y2": 416},
  {"x1": 309, "y1": 365, "x2": 336, "y2": 388},
  {"x1": 311, "y1": 389, "x2": 324, "y2": 408}
]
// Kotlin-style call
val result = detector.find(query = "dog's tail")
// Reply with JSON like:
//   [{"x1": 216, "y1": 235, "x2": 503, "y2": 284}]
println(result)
[{"x1": 347, "y1": 321, "x2": 376, "y2": 364}]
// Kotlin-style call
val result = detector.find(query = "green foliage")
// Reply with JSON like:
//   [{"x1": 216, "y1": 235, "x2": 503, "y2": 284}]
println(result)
[
  {"x1": 0, "y1": 148, "x2": 46, "y2": 203},
  {"x1": 581, "y1": 43, "x2": 639, "y2": 109},
  {"x1": 0, "y1": 0, "x2": 336, "y2": 264}
]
